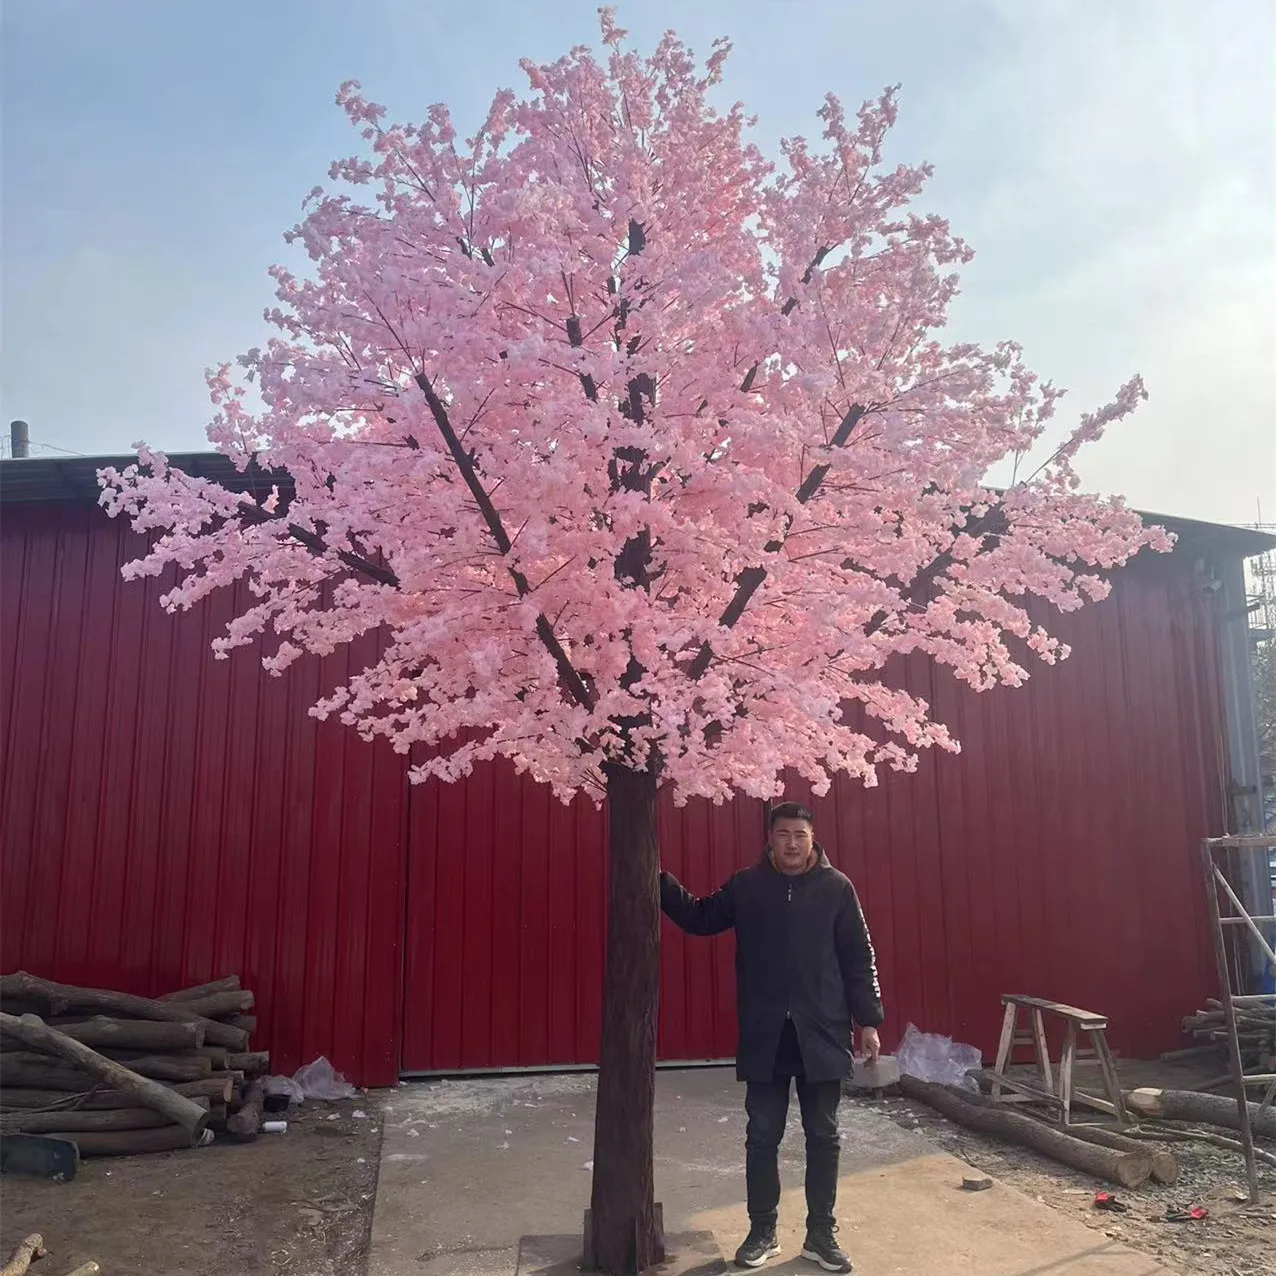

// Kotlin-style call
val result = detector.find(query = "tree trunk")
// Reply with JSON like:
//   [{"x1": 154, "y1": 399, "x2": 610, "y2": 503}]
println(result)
[
  {"x1": 587, "y1": 763, "x2": 664, "y2": 1274},
  {"x1": 53, "y1": 1125, "x2": 200, "y2": 1156},
  {"x1": 0, "y1": 1077, "x2": 233, "y2": 1109},
  {"x1": 899, "y1": 1077, "x2": 1152, "y2": 1188},
  {"x1": 227, "y1": 1080, "x2": 265, "y2": 1142},
  {"x1": 160, "y1": 975, "x2": 242, "y2": 1001},
  {"x1": 1062, "y1": 1123, "x2": 1178, "y2": 1184},
  {"x1": 1, "y1": 1099, "x2": 209, "y2": 1135},
  {"x1": 0, "y1": 1013, "x2": 207, "y2": 1137},
  {"x1": 0, "y1": 973, "x2": 248, "y2": 1049},
  {"x1": 226, "y1": 1050, "x2": 270, "y2": 1076},
  {"x1": 50, "y1": 1017, "x2": 205, "y2": 1051},
  {"x1": 1125, "y1": 1087, "x2": 1276, "y2": 1138},
  {"x1": 1, "y1": 1234, "x2": 46, "y2": 1276}
]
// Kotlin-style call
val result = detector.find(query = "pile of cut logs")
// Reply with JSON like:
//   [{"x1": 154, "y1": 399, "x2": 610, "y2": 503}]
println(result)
[
  {"x1": 1181, "y1": 997, "x2": 1276, "y2": 1078},
  {"x1": 0, "y1": 970, "x2": 270, "y2": 1155}
]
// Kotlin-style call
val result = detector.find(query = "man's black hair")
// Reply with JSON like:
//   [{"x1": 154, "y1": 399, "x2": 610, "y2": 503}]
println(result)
[{"x1": 768, "y1": 801, "x2": 814, "y2": 828}]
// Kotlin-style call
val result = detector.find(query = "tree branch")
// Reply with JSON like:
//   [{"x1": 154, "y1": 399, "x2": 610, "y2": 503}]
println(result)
[
  {"x1": 863, "y1": 502, "x2": 1008, "y2": 637},
  {"x1": 238, "y1": 503, "x2": 400, "y2": 588},
  {"x1": 686, "y1": 401, "x2": 868, "y2": 679},
  {"x1": 414, "y1": 370, "x2": 597, "y2": 710}
]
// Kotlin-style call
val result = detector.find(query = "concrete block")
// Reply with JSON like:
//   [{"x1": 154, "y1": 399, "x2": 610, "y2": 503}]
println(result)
[{"x1": 846, "y1": 1054, "x2": 901, "y2": 1091}]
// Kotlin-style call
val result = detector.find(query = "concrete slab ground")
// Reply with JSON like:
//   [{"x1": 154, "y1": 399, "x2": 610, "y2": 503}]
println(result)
[{"x1": 368, "y1": 1068, "x2": 1172, "y2": 1276}]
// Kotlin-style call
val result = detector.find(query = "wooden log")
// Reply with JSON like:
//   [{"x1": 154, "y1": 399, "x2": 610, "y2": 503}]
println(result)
[
  {"x1": 194, "y1": 1046, "x2": 229, "y2": 1068},
  {"x1": 226, "y1": 1080, "x2": 264, "y2": 1142},
  {"x1": 899, "y1": 1077, "x2": 1153, "y2": 1188},
  {"x1": 2, "y1": 1098, "x2": 209, "y2": 1134},
  {"x1": 208, "y1": 1100, "x2": 229, "y2": 1128},
  {"x1": 0, "y1": 973, "x2": 248, "y2": 1050},
  {"x1": 2, "y1": 1059, "x2": 106, "y2": 1090},
  {"x1": 160, "y1": 975, "x2": 241, "y2": 1001},
  {"x1": 1064, "y1": 1124, "x2": 1178, "y2": 1184},
  {"x1": 0, "y1": 1013, "x2": 207, "y2": 1137},
  {"x1": 0, "y1": 1076, "x2": 233, "y2": 1109},
  {"x1": 60, "y1": 1124, "x2": 200, "y2": 1156},
  {"x1": 227, "y1": 1051, "x2": 269, "y2": 1076},
  {"x1": 50, "y1": 1017, "x2": 204, "y2": 1051},
  {"x1": 6, "y1": 1048, "x2": 212, "y2": 1082},
  {"x1": 178, "y1": 990, "x2": 255, "y2": 1020},
  {"x1": 0, "y1": 1234, "x2": 46, "y2": 1276},
  {"x1": 99, "y1": 1053, "x2": 212, "y2": 1081},
  {"x1": 222, "y1": 1014, "x2": 256, "y2": 1034},
  {"x1": 1125, "y1": 1122, "x2": 1276, "y2": 1168},
  {"x1": 3, "y1": 1051, "x2": 211, "y2": 1085},
  {"x1": 1125, "y1": 1087, "x2": 1276, "y2": 1139}
]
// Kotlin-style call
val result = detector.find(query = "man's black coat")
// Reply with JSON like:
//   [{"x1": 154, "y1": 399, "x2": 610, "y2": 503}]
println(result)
[{"x1": 660, "y1": 846, "x2": 883, "y2": 1084}]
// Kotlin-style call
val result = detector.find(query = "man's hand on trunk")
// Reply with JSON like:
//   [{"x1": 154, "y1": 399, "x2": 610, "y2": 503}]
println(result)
[{"x1": 858, "y1": 1026, "x2": 881, "y2": 1062}]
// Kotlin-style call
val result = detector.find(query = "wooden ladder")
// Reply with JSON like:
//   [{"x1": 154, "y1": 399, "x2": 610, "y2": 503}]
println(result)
[{"x1": 984, "y1": 994, "x2": 1129, "y2": 1125}]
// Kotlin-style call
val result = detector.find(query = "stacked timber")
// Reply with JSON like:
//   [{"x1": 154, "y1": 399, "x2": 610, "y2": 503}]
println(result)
[
  {"x1": 1181, "y1": 997, "x2": 1276, "y2": 1079},
  {"x1": 0, "y1": 972, "x2": 270, "y2": 1154}
]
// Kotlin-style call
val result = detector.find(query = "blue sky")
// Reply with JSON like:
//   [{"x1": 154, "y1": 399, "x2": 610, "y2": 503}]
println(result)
[{"x1": 3, "y1": 0, "x2": 1273, "y2": 525}]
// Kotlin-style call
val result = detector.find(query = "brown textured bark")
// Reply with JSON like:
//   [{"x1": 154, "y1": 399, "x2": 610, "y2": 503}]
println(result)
[
  {"x1": 1125, "y1": 1087, "x2": 1276, "y2": 1138},
  {"x1": 1, "y1": 1233, "x2": 45, "y2": 1276},
  {"x1": 160, "y1": 975, "x2": 242, "y2": 1001},
  {"x1": 1062, "y1": 1123, "x2": 1178, "y2": 1184},
  {"x1": 227, "y1": 1081, "x2": 265, "y2": 1141},
  {"x1": 226, "y1": 1050, "x2": 270, "y2": 1075},
  {"x1": 0, "y1": 1013, "x2": 207, "y2": 1137},
  {"x1": 2, "y1": 1099, "x2": 209, "y2": 1135},
  {"x1": 900, "y1": 1077, "x2": 1152, "y2": 1188},
  {"x1": 0, "y1": 972, "x2": 247, "y2": 1049},
  {"x1": 587, "y1": 763, "x2": 664, "y2": 1274},
  {"x1": 0, "y1": 1076, "x2": 232, "y2": 1108},
  {"x1": 2, "y1": 1052, "x2": 209, "y2": 1084},
  {"x1": 53, "y1": 1124, "x2": 199, "y2": 1156},
  {"x1": 27, "y1": 1017, "x2": 204, "y2": 1050}
]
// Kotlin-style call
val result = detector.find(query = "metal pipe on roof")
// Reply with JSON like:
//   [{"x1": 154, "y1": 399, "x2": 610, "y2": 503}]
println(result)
[{"x1": 9, "y1": 420, "x2": 29, "y2": 459}]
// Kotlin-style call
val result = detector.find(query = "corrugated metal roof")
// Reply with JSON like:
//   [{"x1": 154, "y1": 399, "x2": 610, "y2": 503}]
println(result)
[
  {"x1": 4, "y1": 452, "x2": 1271, "y2": 560},
  {"x1": 0, "y1": 453, "x2": 292, "y2": 504}
]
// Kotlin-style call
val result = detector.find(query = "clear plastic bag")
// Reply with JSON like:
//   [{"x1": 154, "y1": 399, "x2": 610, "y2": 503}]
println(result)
[
  {"x1": 291, "y1": 1055, "x2": 357, "y2": 1101},
  {"x1": 261, "y1": 1074, "x2": 304, "y2": 1104},
  {"x1": 896, "y1": 1022, "x2": 982, "y2": 1090}
]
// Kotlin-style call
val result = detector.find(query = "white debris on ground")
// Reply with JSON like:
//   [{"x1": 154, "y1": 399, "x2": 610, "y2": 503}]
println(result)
[{"x1": 380, "y1": 1074, "x2": 596, "y2": 1128}]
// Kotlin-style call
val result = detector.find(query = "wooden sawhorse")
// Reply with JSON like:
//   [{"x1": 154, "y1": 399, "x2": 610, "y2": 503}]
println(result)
[{"x1": 985, "y1": 994, "x2": 1129, "y2": 1126}]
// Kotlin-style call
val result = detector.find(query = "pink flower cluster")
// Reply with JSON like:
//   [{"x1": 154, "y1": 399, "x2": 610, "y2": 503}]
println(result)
[{"x1": 100, "y1": 12, "x2": 1169, "y2": 804}]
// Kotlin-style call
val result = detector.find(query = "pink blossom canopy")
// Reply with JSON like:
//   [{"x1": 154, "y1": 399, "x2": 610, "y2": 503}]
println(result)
[{"x1": 100, "y1": 11, "x2": 1169, "y2": 804}]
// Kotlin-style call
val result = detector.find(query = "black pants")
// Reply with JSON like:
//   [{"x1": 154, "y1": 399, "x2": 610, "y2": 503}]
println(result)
[{"x1": 744, "y1": 1071, "x2": 841, "y2": 1229}]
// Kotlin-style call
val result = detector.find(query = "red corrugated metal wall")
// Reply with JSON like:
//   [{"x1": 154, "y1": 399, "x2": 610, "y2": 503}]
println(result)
[
  {"x1": 782, "y1": 558, "x2": 1228, "y2": 1061},
  {"x1": 1, "y1": 502, "x2": 1230, "y2": 1083},
  {"x1": 1, "y1": 505, "x2": 408, "y2": 1086},
  {"x1": 399, "y1": 768, "x2": 762, "y2": 1073}
]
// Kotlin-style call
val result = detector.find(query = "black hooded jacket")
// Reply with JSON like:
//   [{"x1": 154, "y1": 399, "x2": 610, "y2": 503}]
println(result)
[{"x1": 659, "y1": 845, "x2": 883, "y2": 1083}]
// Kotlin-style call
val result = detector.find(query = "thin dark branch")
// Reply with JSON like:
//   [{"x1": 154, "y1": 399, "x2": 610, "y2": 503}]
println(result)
[
  {"x1": 686, "y1": 402, "x2": 868, "y2": 679},
  {"x1": 413, "y1": 370, "x2": 596, "y2": 710},
  {"x1": 238, "y1": 503, "x2": 399, "y2": 588}
]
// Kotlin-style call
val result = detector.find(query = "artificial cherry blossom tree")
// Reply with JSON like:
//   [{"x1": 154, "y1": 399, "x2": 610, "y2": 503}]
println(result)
[{"x1": 101, "y1": 12, "x2": 1168, "y2": 1271}]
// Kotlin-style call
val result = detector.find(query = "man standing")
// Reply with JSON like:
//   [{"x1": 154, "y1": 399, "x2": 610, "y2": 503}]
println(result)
[{"x1": 659, "y1": 802, "x2": 883, "y2": 1273}]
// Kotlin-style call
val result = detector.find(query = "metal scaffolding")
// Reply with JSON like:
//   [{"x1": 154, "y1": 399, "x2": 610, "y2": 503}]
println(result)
[{"x1": 1201, "y1": 835, "x2": 1276, "y2": 1201}]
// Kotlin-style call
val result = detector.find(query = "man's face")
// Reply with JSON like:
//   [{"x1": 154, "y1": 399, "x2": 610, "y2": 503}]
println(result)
[{"x1": 769, "y1": 817, "x2": 815, "y2": 875}]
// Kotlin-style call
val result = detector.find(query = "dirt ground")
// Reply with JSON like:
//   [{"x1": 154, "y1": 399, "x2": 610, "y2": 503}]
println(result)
[
  {"x1": 0, "y1": 1096, "x2": 382, "y2": 1276},
  {"x1": 3, "y1": 1060, "x2": 1273, "y2": 1276},
  {"x1": 868, "y1": 1055, "x2": 1276, "y2": 1276}
]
